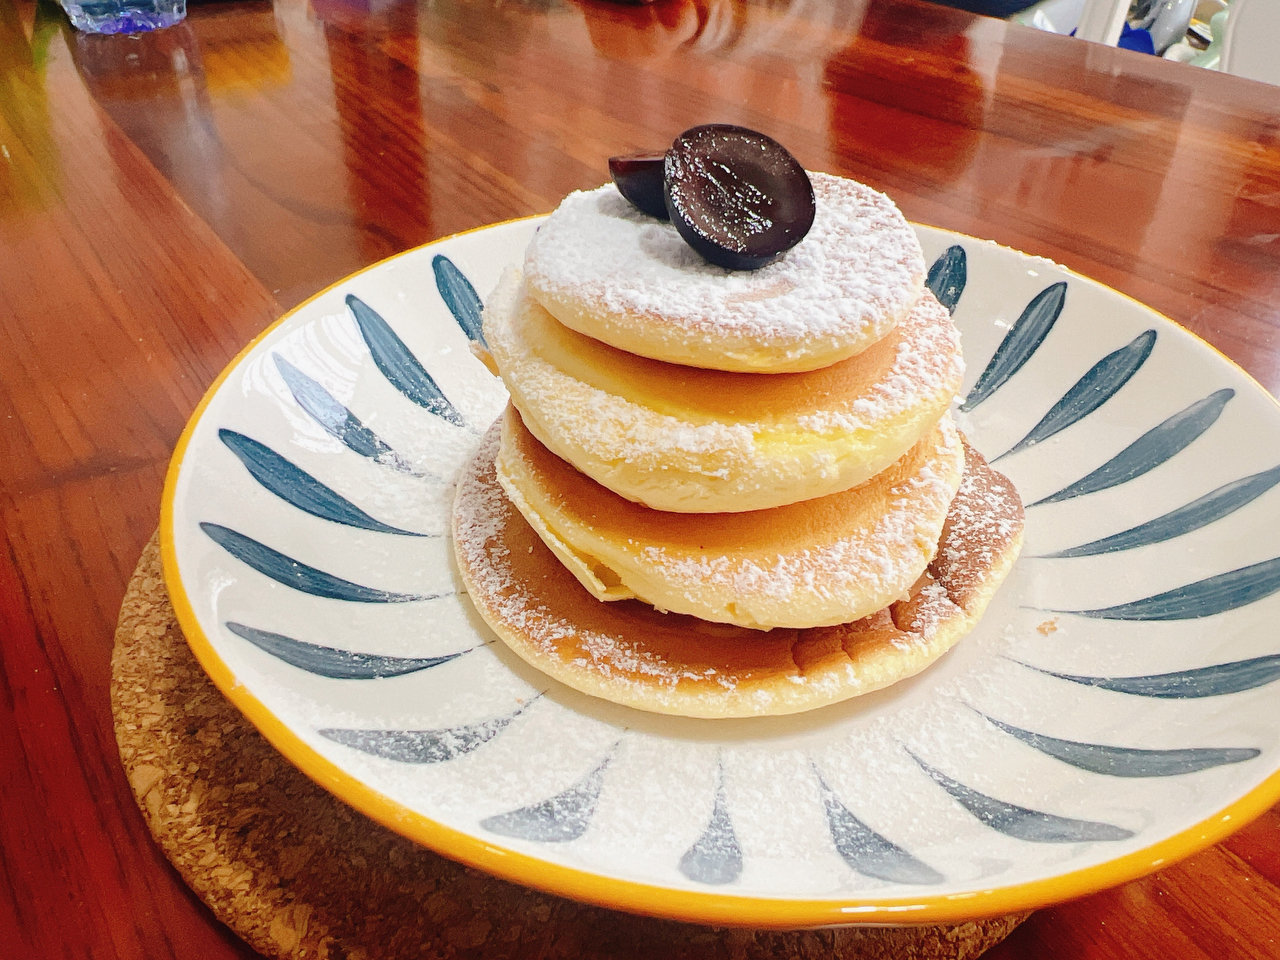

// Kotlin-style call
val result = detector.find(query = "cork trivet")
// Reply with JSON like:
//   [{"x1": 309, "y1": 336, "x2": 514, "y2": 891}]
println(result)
[{"x1": 111, "y1": 533, "x2": 1027, "y2": 960}]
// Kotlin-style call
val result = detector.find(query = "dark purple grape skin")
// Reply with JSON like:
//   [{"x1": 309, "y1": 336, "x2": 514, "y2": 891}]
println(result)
[
  {"x1": 663, "y1": 125, "x2": 815, "y2": 271},
  {"x1": 609, "y1": 153, "x2": 670, "y2": 221}
]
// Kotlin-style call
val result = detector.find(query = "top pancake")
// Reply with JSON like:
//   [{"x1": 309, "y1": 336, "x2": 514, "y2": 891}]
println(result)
[{"x1": 523, "y1": 173, "x2": 926, "y2": 373}]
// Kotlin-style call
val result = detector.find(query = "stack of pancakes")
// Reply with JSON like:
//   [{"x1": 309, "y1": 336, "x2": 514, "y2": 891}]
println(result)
[{"x1": 453, "y1": 173, "x2": 1024, "y2": 718}]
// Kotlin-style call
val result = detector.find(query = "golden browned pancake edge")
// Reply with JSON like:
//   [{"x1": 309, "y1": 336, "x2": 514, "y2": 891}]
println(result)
[
  {"x1": 485, "y1": 268, "x2": 963, "y2": 514},
  {"x1": 494, "y1": 405, "x2": 965, "y2": 630},
  {"x1": 453, "y1": 422, "x2": 1025, "y2": 719}
]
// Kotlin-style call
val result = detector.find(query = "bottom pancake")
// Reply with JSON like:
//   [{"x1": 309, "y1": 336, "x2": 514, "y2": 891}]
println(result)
[{"x1": 453, "y1": 424, "x2": 1024, "y2": 719}]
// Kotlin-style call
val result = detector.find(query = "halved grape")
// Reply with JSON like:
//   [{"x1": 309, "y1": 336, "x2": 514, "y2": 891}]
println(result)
[
  {"x1": 608, "y1": 153, "x2": 669, "y2": 220},
  {"x1": 663, "y1": 124, "x2": 814, "y2": 270}
]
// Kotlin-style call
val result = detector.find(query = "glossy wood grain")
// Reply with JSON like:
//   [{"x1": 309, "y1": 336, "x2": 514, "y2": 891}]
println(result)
[{"x1": 1, "y1": 0, "x2": 1278, "y2": 955}]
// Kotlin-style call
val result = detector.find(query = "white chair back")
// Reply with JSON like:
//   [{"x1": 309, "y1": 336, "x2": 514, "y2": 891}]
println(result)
[{"x1": 1220, "y1": 0, "x2": 1280, "y2": 84}]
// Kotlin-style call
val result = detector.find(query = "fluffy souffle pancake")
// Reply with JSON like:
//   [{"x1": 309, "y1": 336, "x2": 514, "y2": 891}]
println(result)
[
  {"x1": 522, "y1": 173, "x2": 926, "y2": 373},
  {"x1": 454, "y1": 425, "x2": 1024, "y2": 718},
  {"x1": 492, "y1": 406, "x2": 964, "y2": 630},
  {"x1": 485, "y1": 269, "x2": 963, "y2": 514}
]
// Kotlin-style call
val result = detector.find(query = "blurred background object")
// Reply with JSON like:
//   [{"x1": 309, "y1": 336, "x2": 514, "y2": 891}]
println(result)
[
  {"x1": 930, "y1": 0, "x2": 1047, "y2": 17},
  {"x1": 1133, "y1": 0, "x2": 1195, "y2": 51},
  {"x1": 59, "y1": 0, "x2": 184, "y2": 34},
  {"x1": 1014, "y1": 0, "x2": 1271, "y2": 80},
  {"x1": 0, "y1": 0, "x2": 60, "y2": 216}
]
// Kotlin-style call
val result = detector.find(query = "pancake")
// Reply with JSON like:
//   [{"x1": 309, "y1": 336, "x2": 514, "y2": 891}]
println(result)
[
  {"x1": 485, "y1": 269, "x2": 963, "y2": 514},
  {"x1": 454, "y1": 424, "x2": 1025, "y2": 719},
  {"x1": 494, "y1": 406, "x2": 965, "y2": 630},
  {"x1": 522, "y1": 173, "x2": 926, "y2": 373}
]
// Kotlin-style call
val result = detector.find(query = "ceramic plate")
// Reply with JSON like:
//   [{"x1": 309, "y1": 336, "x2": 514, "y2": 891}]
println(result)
[{"x1": 162, "y1": 217, "x2": 1280, "y2": 927}]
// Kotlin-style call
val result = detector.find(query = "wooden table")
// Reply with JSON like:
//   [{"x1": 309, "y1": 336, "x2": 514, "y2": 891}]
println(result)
[{"x1": 3, "y1": 0, "x2": 1279, "y2": 955}]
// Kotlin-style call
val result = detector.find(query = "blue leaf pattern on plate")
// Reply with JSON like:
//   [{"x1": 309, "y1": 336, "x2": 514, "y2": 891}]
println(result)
[
  {"x1": 1037, "y1": 463, "x2": 1280, "y2": 558},
  {"x1": 481, "y1": 756, "x2": 612, "y2": 842},
  {"x1": 1031, "y1": 389, "x2": 1235, "y2": 507},
  {"x1": 219, "y1": 430, "x2": 427, "y2": 536},
  {"x1": 225, "y1": 621, "x2": 462, "y2": 679},
  {"x1": 320, "y1": 705, "x2": 527, "y2": 763},
  {"x1": 996, "y1": 330, "x2": 1156, "y2": 462},
  {"x1": 273, "y1": 354, "x2": 424, "y2": 477},
  {"x1": 433, "y1": 255, "x2": 486, "y2": 346},
  {"x1": 910, "y1": 753, "x2": 1133, "y2": 842},
  {"x1": 982, "y1": 715, "x2": 1259, "y2": 776},
  {"x1": 678, "y1": 764, "x2": 742, "y2": 885},
  {"x1": 347, "y1": 294, "x2": 466, "y2": 427},
  {"x1": 960, "y1": 281, "x2": 1066, "y2": 412},
  {"x1": 1058, "y1": 556, "x2": 1280, "y2": 620},
  {"x1": 815, "y1": 767, "x2": 943, "y2": 884},
  {"x1": 1016, "y1": 655, "x2": 1280, "y2": 698},
  {"x1": 201, "y1": 522, "x2": 436, "y2": 603},
  {"x1": 926, "y1": 245, "x2": 966, "y2": 314}
]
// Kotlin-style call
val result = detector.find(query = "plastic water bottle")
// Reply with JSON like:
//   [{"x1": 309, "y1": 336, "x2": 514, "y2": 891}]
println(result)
[{"x1": 61, "y1": 0, "x2": 186, "y2": 33}]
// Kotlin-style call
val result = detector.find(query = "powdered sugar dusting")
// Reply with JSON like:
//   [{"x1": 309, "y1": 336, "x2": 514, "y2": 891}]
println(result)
[
  {"x1": 486, "y1": 268, "x2": 963, "y2": 512},
  {"x1": 452, "y1": 423, "x2": 1024, "y2": 718},
  {"x1": 453, "y1": 431, "x2": 729, "y2": 692},
  {"x1": 933, "y1": 439, "x2": 1026, "y2": 609},
  {"x1": 795, "y1": 291, "x2": 962, "y2": 432},
  {"x1": 629, "y1": 417, "x2": 965, "y2": 627},
  {"x1": 485, "y1": 268, "x2": 755, "y2": 476},
  {"x1": 524, "y1": 174, "x2": 925, "y2": 351}
]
